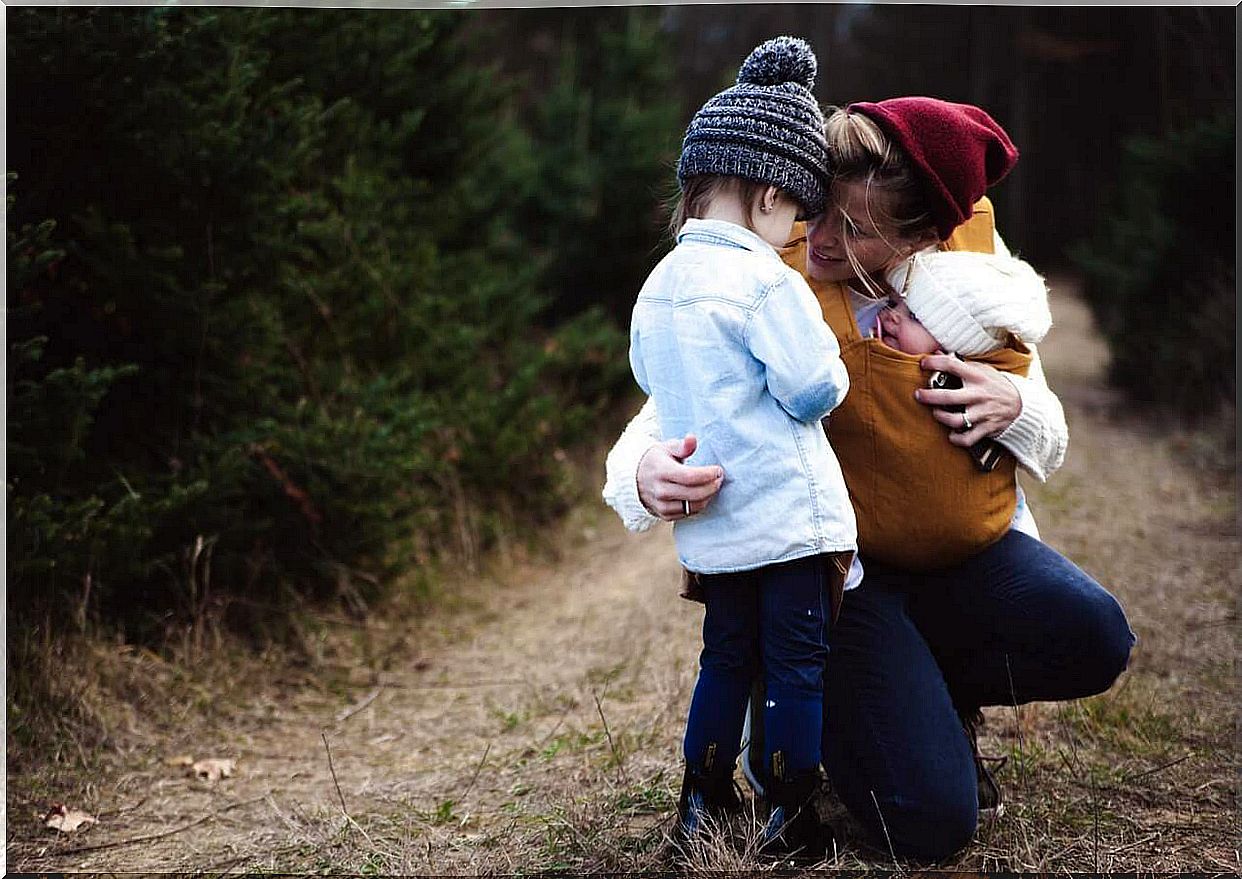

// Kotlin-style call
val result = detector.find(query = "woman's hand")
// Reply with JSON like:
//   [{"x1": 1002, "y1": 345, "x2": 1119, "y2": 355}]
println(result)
[
  {"x1": 915, "y1": 354, "x2": 1022, "y2": 448},
  {"x1": 636, "y1": 434, "x2": 725, "y2": 521}
]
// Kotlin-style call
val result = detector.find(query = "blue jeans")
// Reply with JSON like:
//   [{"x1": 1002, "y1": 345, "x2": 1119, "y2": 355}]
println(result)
[
  {"x1": 683, "y1": 554, "x2": 833, "y2": 779},
  {"x1": 819, "y1": 530, "x2": 1135, "y2": 861}
]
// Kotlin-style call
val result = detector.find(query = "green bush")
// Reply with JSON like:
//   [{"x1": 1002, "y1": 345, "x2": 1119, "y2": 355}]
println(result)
[
  {"x1": 1071, "y1": 114, "x2": 1235, "y2": 417},
  {"x1": 499, "y1": 9, "x2": 682, "y2": 324},
  {"x1": 6, "y1": 8, "x2": 637, "y2": 640}
]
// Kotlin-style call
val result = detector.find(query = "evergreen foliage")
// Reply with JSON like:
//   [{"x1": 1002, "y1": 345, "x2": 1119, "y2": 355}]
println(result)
[
  {"x1": 7, "y1": 7, "x2": 652, "y2": 639},
  {"x1": 1071, "y1": 114, "x2": 1235, "y2": 417},
  {"x1": 497, "y1": 8, "x2": 682, "y2": 324}
]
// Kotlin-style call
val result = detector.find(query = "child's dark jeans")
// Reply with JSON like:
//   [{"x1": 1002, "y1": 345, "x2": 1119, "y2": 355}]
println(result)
[{"x1": 682, "y1": 552, "x2": 846, "y2": 779}]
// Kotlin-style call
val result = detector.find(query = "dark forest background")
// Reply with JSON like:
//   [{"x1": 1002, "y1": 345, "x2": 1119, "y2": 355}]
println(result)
[
  {"x1": 6, "y1": 5, "x2": 1234, "y2": 684},
  {"x1": 649, "y1": 5, "x2": 1233, "y2": 266}
]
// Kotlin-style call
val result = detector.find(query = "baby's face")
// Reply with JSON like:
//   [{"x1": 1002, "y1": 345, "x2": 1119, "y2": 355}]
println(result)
[{"x1": 878, "y1": 299, "x2": 941, "y2": 355}]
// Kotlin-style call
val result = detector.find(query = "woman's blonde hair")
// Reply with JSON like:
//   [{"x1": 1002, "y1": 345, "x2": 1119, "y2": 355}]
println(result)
[{"x1": 823, "y1": 107, "x2": 937, "y2": 298}]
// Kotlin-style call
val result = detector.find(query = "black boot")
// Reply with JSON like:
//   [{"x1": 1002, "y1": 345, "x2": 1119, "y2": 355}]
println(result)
[
  {"x1": 759, "y1": 760, "x2": 830, "y2": 861},
  {"x1": 675, "y1": 756, "x2": 742, "y2": 843},
  {"x1": 960, "y1": 708, "x2": 1007, "y2": 820}
]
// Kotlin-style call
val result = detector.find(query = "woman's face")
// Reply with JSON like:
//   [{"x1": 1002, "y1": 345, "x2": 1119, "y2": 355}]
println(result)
[{"x1": 804, "y1": 180, "x2": 916, "y2": 283}]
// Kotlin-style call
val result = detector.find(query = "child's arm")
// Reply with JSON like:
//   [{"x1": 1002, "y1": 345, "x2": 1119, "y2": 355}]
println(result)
[
  {"x1": 745, "y1": 272, "x2": 850, "y2": 423},
  {"x1": 628, "y1": 326, "x2": 651, "y2": 397}
]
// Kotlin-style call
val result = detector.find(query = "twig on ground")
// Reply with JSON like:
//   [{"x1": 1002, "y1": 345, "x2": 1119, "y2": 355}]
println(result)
[
  {"x1": 1120, "y1": 753, "x2": 1190, "y2": 782},
  {"x1": 593, "y1": 689, "x2": 628, "y2": 785},
  {"x1": 321, "y1": 731, "x2": 350, "y2": 819},
  {"x1": 1108, "y1": 831, "x2": 1160, "y2": 856},
  {"x1": 1091, "y1": 767, "x2": 1101, "y2": 873},
  {"x1": 334, "y1": 686, "x2": 382, "y2": 724},
  {"x1": 460, "y1": 741, "x2": 493, "y2": 805},
  {"x1": 869, "y1": 788, "x2": 899, "y2": 871},
  {"x1": 1193, "y1": 776, "x2": 1232, "y2": 794},
  {"x1": 1043, "y1": 830, "x2": 1091, "y2": 864},
  {"x1": 536, "y1": 714, "x2": 568, "y2": 751},
  {"x1": 49, "y1": 794, "x2": 268, "y2": 856},
  {"x1": 533, "y1": 696, "x2": 576, "y2": 753},
  {"x1": 1004, "y1": 653, "x2": 1029, "y2": 795},
  {"x1": 1056, "y1": 702, "x2": 1084, "y2": 773},
  {"x1": 94, "y1": 797, "x2": 149, "y2": 819},
  {"x1": 383, "y1": 678, "x2": 525, "y2": 690},
  {"x1": 320, "y1": 730, "x2": 379, "y2": 850}
]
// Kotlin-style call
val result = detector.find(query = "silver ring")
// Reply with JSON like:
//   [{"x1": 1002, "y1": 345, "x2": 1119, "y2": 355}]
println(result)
[
  {"x1": 961, "y1": 411, "x2": 973, "y2": 431},
  {"x1": 681, "y1": 499, "x2": 692, "y2": 517}
]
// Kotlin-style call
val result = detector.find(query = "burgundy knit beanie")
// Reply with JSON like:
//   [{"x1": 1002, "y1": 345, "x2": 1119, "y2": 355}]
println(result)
[{"x1": 847, "y1": 97, "x2": 1019, "y2": 240}]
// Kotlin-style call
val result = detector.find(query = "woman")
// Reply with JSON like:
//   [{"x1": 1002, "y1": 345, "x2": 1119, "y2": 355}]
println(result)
[{"x1": 603, "y1": 96, "x2": 1136, "y2": 861}]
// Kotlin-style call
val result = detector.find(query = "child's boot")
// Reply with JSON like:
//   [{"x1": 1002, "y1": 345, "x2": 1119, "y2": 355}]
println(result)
[
  {"x1": 675, "y1": 760, "x2": 741, "y2": 843},
  {"x1": 759, "y1": 757, "x2": 830, "y2": 861}
]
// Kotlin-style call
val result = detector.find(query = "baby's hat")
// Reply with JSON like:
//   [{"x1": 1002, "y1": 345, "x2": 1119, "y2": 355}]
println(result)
[
  {"x1": 887, "y1": 251, "x2": 1052, "y2": 356},
  {"x1": 677, "y1": 36, "x2": 830, "y2": 217}
]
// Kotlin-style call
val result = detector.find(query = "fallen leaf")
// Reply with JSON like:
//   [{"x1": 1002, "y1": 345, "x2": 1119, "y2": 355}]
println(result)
[
  {"x1": 43, "y1": 804, "x2": 97, "y2": 833},
  {"x1": 190, "y1": 758, "x2": 236, "y2": 781},
  {"x1": 165, "y1": 754, "x2": 195, "y2": 768}
]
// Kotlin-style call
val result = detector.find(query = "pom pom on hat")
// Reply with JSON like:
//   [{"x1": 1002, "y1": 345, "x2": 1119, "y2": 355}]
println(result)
[
  {"x1": 737, "y1": 35, "x2": 817, "y2": 90},
  {"x1": 848, "y1": 97, "x2": 1019, "y2": 240},
  {"x1": 678, "y1": 36, "x2": 830, "y2": 217},
  {"x1": 888, "y1": 251, "x2": 1052, "y2": 356}
]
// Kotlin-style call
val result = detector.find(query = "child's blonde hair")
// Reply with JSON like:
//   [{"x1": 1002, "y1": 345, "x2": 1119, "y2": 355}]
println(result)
[{"x1": 668, "y1": 175, "x2": 770, "y2": 241}]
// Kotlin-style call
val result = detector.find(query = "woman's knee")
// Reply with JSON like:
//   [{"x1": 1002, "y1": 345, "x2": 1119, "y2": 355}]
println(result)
[
  {"x1": 1090, "y1": 608, "x2": 1136, "y2": 695},
  {"x1": 863, "y1": 788, "x2": 977, "y2": 862},
  {"x1": 1069, "y1": 585, "x2": 1137, "y2": 696}
]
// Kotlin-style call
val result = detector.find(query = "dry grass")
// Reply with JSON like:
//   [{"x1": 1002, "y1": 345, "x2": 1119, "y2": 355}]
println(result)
[{"x1": 7, "y1": 278, "x2": 1238, "y2": 874}]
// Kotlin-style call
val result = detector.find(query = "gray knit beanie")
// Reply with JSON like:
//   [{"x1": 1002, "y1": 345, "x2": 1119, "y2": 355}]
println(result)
[{"x1": 677, "y1": 36, "x2": 830, "y2": 218}]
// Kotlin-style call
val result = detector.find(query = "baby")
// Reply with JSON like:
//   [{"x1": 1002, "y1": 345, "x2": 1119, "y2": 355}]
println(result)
[
  {"x1": 835, "y1": 247, "x2": 1053, "y2": 572},
  {"x1": 877, "y1": 250, "x2": 1051, "y2": 361}
]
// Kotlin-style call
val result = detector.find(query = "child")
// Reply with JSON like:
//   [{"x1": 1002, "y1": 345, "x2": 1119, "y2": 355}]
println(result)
[{"x1": 628, "y1": 37, "x2": 855, "y2": 856}]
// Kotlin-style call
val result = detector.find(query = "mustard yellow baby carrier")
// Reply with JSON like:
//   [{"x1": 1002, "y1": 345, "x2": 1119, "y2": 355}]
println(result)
[{"x1": 780, "y1": 199, "x2": 1031, "y2": 571}]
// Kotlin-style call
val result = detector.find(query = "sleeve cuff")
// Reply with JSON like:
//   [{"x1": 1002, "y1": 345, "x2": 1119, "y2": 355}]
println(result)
[
  {"x1": 601, "y1": 407, "x2": 663, "y2": 533},
  {"x1": 996, "y1": 372, "x2": 1053, "y2": 482}
]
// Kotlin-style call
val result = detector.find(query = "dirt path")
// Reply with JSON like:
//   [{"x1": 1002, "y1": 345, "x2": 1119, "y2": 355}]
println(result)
[{"x1": 9, "y1": 280, "x2": 1238, "y2": 873}]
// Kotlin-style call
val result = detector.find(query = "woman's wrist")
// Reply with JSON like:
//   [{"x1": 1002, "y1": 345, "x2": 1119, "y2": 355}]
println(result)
[
  {"x1": 602, "y1": 421, "x2": 662, "y2": 532},
  {"x1": 993, "y1": 371, "x2": 1023, "y2": 435},
  {"x1": 994, "y1": 371, "x2": 1066, "y2": 481},
  {"x1": 635, "y1": 443, "x2": 661, "y2": 515}
]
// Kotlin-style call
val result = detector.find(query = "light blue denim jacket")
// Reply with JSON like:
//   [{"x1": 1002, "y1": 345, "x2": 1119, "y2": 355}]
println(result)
[{"x1": 629, "y1": 218, "x2": 857, "y2": 574}]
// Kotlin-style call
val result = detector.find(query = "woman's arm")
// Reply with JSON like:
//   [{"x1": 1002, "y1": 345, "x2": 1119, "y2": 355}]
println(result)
[
  {"x1": 916, "y1": 345, "x2": 1068, "y2": 481},
  {"x1": 601, "y1": 397, "x2": 725, "y2": 530},
  {"x1": 994, "y1": 347, "x2": 1068, "y2": 481}
]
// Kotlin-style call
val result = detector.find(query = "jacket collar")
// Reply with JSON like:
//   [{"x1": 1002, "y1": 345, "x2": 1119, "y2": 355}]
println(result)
[{"x1": 677, "y1": 218, "x2": 779, "y2": 256}]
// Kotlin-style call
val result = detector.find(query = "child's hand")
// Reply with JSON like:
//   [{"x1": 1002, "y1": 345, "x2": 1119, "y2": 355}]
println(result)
[
  {"x1": 636, "y1": 435, "x2": 725, "y2": 520},
  {"x1": 915, "y1": 354, "x2": 1021, "y2": 447}
]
